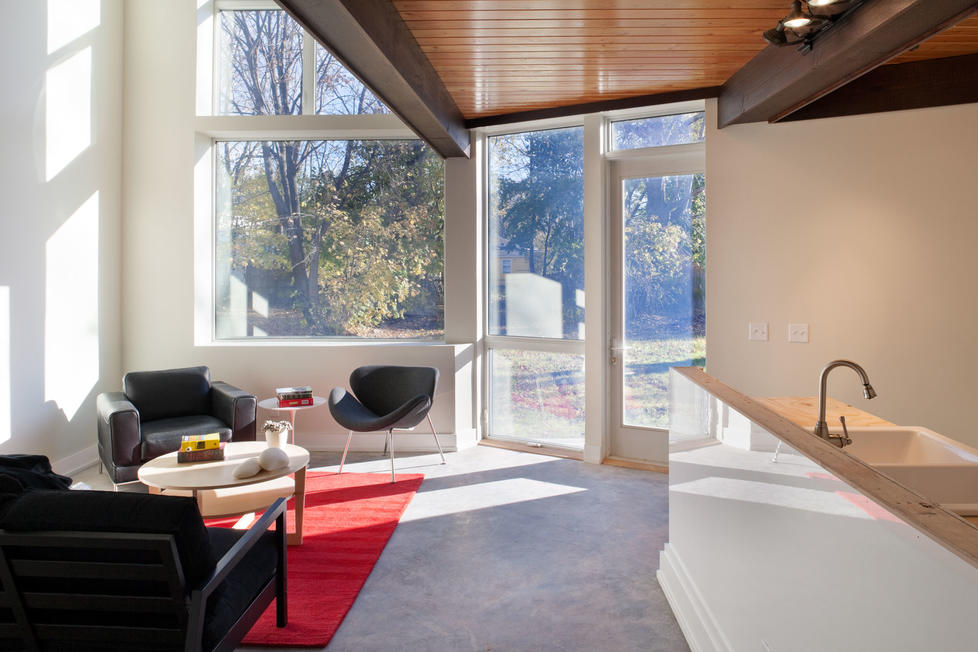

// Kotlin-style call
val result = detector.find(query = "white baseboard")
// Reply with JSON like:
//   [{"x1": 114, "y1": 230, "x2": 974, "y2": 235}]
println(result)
[
  {"x1": 657, "y1": 543, "x2": 732, "y2": 652},
  {"x1": 296, "y1": 431, "x2": 460, "y2": 453},
  {"x1": 53, "y1": 444, "x2": 98, "y2": 476}
]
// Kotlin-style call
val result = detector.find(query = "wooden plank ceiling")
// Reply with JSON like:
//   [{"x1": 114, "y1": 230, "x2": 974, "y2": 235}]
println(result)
[
  {"x1": 394, "y1": 0, "x2": 787, "y2": 120},
  {"x1": 393, "y1": 0, "x2": 978, "y2": 121},
  {"x1": 889, "y1": 14, "x2": 978, "y2": 63}
]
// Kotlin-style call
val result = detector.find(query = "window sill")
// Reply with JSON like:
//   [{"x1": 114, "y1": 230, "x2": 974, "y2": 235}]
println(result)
[{"x1": 198, "y1": 338, "x2": 449, "y2": 348}]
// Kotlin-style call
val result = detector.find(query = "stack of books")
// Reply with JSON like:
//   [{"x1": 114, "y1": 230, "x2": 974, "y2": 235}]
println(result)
[
  {"x1": 276, "y1": 385, "x2": 313, "y2": 407},
  {"x1": 177, "y1": 433, "x2": 225, "y2": 463}
]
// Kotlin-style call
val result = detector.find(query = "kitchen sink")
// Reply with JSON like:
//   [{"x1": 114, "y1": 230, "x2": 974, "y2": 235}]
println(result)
[{"x1": 840, "y1": 426, "x2": 978, "y2": 515}]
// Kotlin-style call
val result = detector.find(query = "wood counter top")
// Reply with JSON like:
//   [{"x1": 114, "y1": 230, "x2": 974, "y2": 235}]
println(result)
[
  {"x1": 754, "y1": 396, "x2": 895, "y2": 430},
  {"x1": 675, "y1": 368, "x2": 978, "y2": 573}
]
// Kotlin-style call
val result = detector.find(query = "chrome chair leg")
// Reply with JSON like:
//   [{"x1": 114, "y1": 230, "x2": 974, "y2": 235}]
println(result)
[
  {"x1": 339, "y1": 430, "x2": 353, "y2": 473},
  {"x1": 388, "y1": 429, "x2": 396, "y2": 483},
  {"x1": 383, "y1": 434, "x2": 389, "y2": 456},
  {"x1": 427, "y1": 414, "x2": 446, "y2": 464}
]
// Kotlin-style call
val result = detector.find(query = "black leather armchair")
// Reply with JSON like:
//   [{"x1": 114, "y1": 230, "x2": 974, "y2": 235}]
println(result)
[
  {"x1": 97, "y1": 366, "x2": 257, "y2": 483},
  {"x1": 0, "y1": 489, "x2": 286, "y2": 652}
]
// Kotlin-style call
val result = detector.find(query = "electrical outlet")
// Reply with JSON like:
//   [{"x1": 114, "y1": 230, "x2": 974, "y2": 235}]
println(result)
[
  {"x1": 748, "y1": 322, "x2": 768, "y2": 341},
  {"x1": 788, "y1": 323, "x2": 809, "y2": 343}
]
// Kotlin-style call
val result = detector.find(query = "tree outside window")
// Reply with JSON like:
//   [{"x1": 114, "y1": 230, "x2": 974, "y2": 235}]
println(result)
[{"x1": 213, "y1": 10, "x2": 443, "y2": 339}]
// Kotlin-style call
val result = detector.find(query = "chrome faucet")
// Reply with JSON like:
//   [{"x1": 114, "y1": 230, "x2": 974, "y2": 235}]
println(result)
[{"x1": 814, "y1": 360, "x2": 877, "y2": 447}]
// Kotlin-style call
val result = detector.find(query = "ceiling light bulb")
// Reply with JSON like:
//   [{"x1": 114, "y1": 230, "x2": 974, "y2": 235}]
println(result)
[
  {"x1": 783, "y1": 1, "x2": 812, "y2": 28},
  {"x1": 807, "y1": 0, "x2": 839, "y2": 6}
]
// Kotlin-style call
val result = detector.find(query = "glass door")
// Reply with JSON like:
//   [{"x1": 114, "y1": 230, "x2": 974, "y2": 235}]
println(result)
[{"x1": 609, "y1": 155, "x2": 705, "y2": 463}]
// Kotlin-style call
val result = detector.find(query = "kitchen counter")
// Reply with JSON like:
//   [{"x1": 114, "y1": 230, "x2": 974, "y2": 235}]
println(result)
[
  {"x1": 754, "y1": 395, "x2": 895, "y2": 429},
  {"x1": 674, "y1": 368, "x2": 978, "y2": 570},
  {"x1": 660, "y1": 368, "x2": 978, "y2": 651}
]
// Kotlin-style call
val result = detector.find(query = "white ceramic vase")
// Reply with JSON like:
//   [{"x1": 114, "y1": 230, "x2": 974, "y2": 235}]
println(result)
[{"x1": 265, "y1": 426, "x2": 289, "y2": 448}]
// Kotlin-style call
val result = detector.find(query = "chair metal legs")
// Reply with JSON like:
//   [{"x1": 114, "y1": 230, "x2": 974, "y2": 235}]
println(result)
[
  {"x1": 427, "y1": 414, "x2": 446, "y2": 464},
  {"x1": 339, "y1": 418, "x2": 445, "y2": 481},
  {"x1": 338, "y1": 430, "x2": 353, "y2": 474}
]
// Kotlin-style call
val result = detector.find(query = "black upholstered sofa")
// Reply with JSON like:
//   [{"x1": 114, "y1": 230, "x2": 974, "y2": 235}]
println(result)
[
  {"x1": 0, "y1": 488, "x2": 287, "y2": 652},
  {"x1": 97, "y1": 366, "x2": 257, "y2": 483}
]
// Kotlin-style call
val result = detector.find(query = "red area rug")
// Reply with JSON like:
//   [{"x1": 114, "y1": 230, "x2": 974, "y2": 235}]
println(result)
[{"x1": 207, "y1": 472, "x2": 423, "y2": 648}]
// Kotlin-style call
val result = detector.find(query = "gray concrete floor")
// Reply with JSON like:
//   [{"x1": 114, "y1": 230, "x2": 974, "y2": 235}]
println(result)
[{"x1": 77, "y1": 445, "x2": 688, "y2": 651}]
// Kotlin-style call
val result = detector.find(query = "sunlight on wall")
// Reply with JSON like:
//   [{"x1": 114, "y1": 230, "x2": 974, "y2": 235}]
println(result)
[
  {"x1": 47, "y1": 0, "x2": 100, "y2": 54},
  {"x1": 0, "y1": 287, "x2": 10, "y2": 444},
  {"x1": 45, "y1": 46, "x2": 92, "y2": 181},
  {"x1": 45, "y1": 192, "x2": 99, "y2": 420}
]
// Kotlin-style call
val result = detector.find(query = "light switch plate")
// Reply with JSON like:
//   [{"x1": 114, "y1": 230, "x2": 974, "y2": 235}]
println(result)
[
  {"x1": 749, "y1": 322, "x2": 768, "y2": 341},
  {"x1": 788, "y1": 323, "x2": 809, "y2": 343}
]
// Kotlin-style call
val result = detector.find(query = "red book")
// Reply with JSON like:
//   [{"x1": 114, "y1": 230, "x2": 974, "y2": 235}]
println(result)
[{"x1": 279, "y1": 397, "x2": 313, "y2": 407}]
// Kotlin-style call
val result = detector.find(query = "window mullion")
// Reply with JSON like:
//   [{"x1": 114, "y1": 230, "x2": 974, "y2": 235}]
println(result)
[{"x1": 302, "y1": 33, "x2": 314, "y2": 115}]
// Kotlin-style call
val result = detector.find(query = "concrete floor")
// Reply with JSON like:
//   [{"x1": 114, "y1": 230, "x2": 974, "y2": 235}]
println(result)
[{"x1": 77, "y1": 445, "x2": 688, "y2": 651}]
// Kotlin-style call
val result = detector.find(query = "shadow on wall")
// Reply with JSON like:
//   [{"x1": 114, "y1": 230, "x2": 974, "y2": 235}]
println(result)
[{"x1": 0, "y1": 0, "x2": 118, "y2": 466}]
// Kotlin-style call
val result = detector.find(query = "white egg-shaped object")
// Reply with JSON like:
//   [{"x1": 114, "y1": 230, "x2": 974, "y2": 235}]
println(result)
[
  {"x1": 233, "y1": 457, "x2": 262, "y2": 479},
  {"x1": 258, "y1": 446, "x2": 290, "y2": 471}
]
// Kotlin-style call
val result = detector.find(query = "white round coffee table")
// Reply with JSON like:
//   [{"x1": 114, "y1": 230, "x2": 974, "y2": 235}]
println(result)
[
  {"x1": 258, "y1": 396, "x2": 327, "y2": 445},
  {"x1": 138, "y1": 441, "x2": 310, "y2": 545}
]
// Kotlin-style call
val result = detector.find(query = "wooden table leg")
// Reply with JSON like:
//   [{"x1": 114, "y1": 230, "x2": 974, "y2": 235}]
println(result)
[
  {"x1": 288, "y1": 465, "x2": 306, "y2": 546},
  {"x1": 192, "y1": 489, "x2": 205, "y2": 513}
]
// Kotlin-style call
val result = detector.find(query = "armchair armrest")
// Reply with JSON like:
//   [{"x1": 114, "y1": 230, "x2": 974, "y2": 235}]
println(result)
[
  {"x1": 96, "y1": 392, "x2": 141, "y2": 470},
  {"x1": 187, "y1": 498, "x2": 288, "y2": 647},
  {"x1": 194, "y1": 497, "x2": 287, "y2": 601},
  {"x1": 211, "y1": 381, "x2": 257, "y2": 442}
]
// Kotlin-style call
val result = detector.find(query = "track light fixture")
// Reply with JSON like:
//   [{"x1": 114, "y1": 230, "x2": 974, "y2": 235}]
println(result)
[{"x1": 764, "y1": 0, "x2": 862, "y2": 50}]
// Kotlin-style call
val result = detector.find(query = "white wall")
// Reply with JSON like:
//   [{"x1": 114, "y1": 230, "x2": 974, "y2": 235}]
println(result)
[
  {"x1": 121, "y1": 1, "x2": 475, "y2": 449},
  {"x1": 0, "y1": 0, "x2": 123, "y2": 470},
  {"x1": 706, "y1": 99, "x2": 978, "y2": 448}
]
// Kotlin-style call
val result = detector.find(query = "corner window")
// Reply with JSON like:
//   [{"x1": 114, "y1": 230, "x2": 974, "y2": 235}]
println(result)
[
  {"x1": 215, "y1": 140, "x2": 444, "y2": 339},
  {"x1": 208, "y1": 6, "x2": 441, "y2": 341}
]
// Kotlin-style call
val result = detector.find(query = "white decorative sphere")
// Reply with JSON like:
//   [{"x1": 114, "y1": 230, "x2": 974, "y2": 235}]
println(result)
[
  {"x1": 258, "y1": 446, "x2": 289, "y2": 471},
  {"x1": 233, "y1": 458, "x2": 262, "y2": 479}
]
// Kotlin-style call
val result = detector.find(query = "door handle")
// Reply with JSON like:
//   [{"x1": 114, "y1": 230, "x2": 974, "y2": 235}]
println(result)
[{"x1": 609, "y1": 339, "x2": 630, "y2": 365}]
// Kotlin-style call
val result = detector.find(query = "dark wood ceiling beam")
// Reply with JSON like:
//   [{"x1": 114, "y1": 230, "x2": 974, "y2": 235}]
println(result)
[
  {"x1": 718, "y1": 0, "x2": 978, "y2": 127},
  {"x1": 464, "y1": 86, "x2": 722, "y2": 129},
  {"x1": 781, "y1": 53, "x2": 978, "y2": 122},
  {"x1": 276, "y1": 0, "x2": 470, "y2": 158}
]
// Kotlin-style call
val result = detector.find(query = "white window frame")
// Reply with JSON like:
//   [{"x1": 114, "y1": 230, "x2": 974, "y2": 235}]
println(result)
[
  {"x1": 193, "y1": 1, "x2": 442, "y2": 346},
  {"x1": 478, "y1": 101, "x2": 705, "y2": 462},
  {"x1": 481, "y1": 120, "x2": 589, "y2": 452}
]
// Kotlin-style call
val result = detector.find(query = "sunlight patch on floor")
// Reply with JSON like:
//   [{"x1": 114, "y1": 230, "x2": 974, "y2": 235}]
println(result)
[{"x1": 401, "y1": 477, "x2": 586, "y2": 522}]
